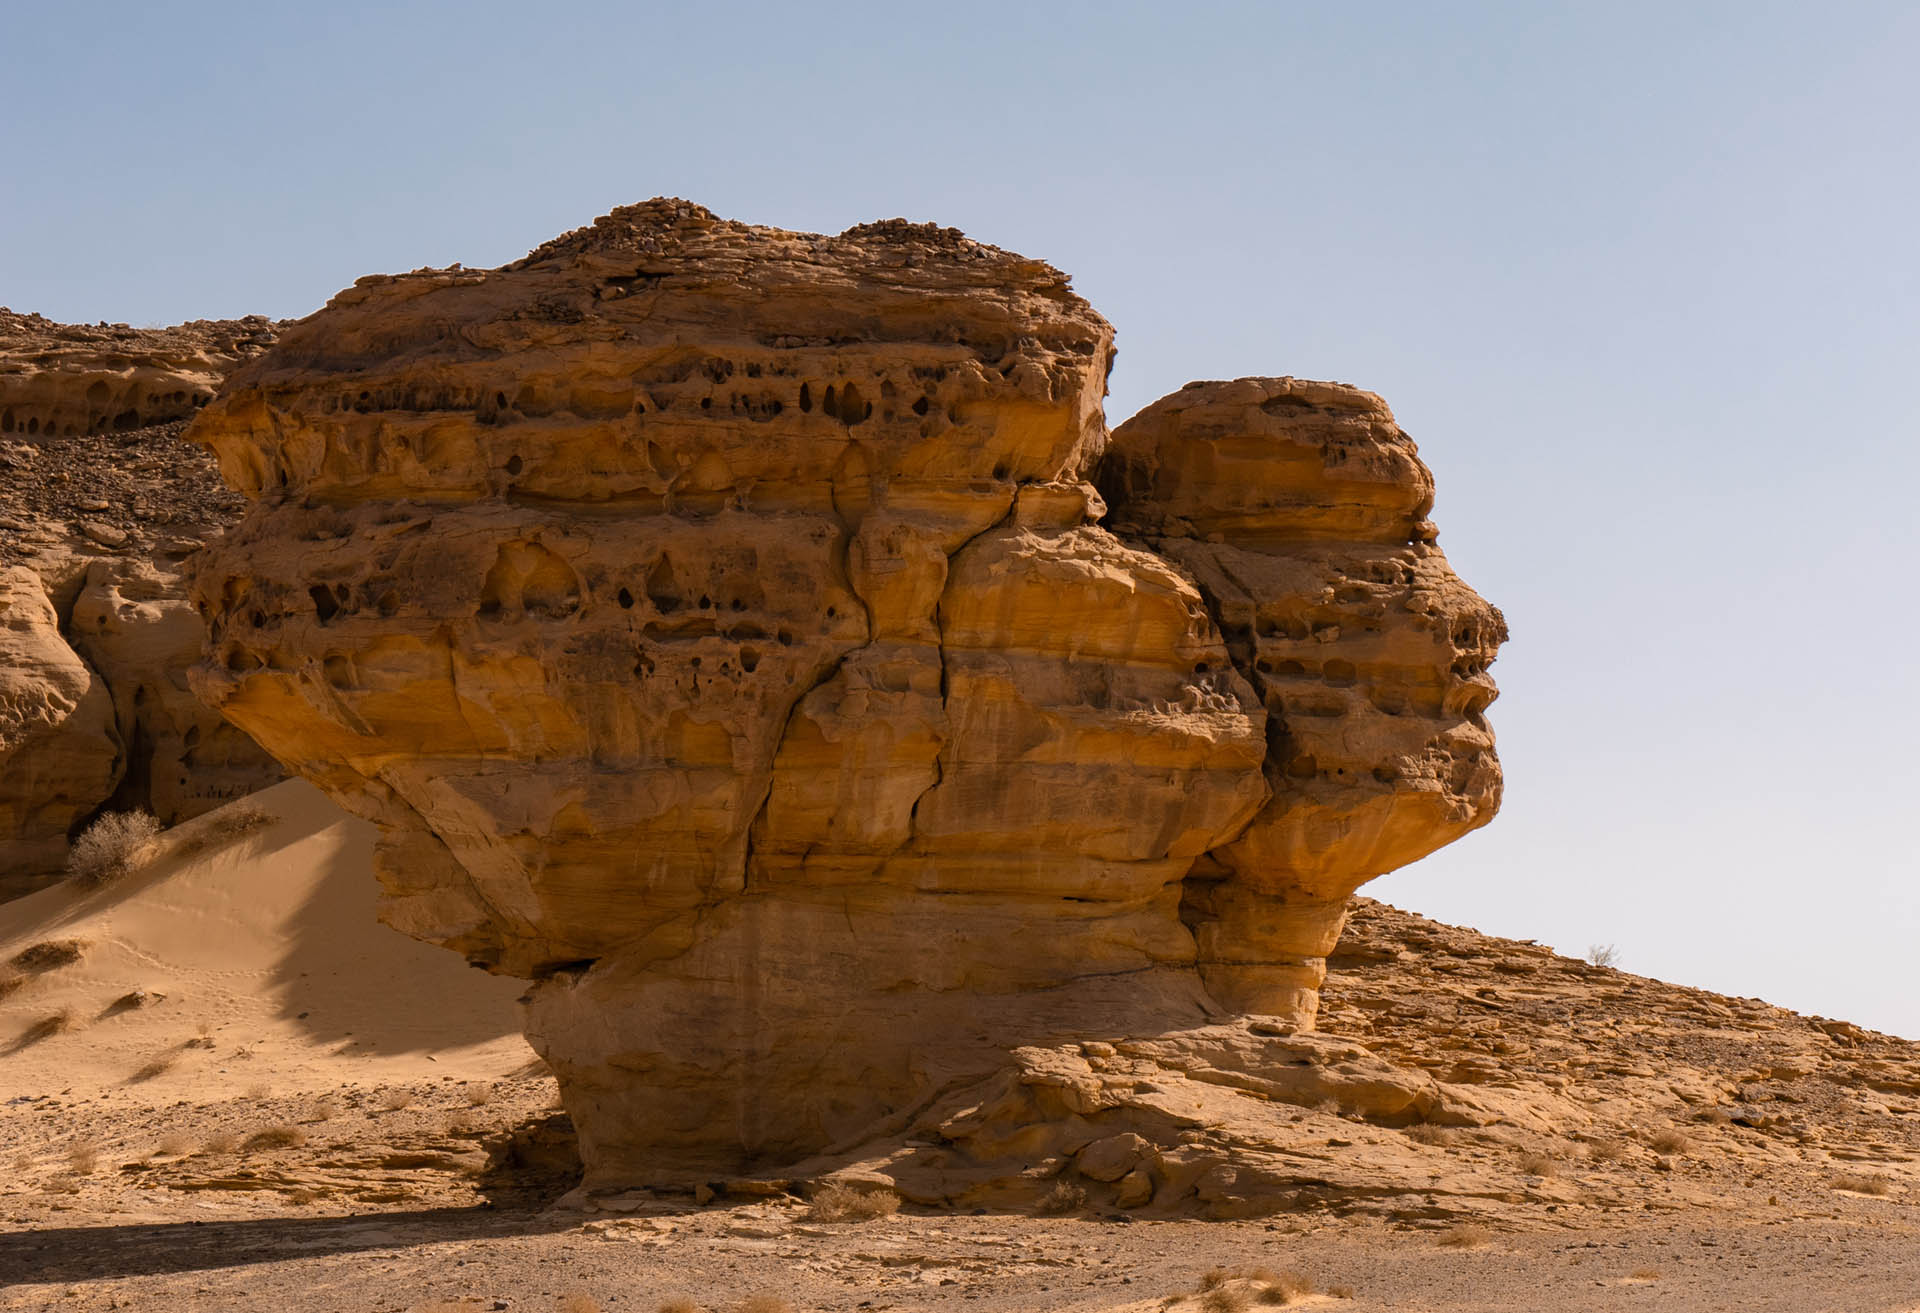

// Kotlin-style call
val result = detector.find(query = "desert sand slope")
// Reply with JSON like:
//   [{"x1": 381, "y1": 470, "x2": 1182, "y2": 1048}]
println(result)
[
  {"x1": 0, "y1": 780, "x2": 529, "y2": 1100},
  {"x1": 0, "y1": 782, "x2": 552, "y2": 1239}
]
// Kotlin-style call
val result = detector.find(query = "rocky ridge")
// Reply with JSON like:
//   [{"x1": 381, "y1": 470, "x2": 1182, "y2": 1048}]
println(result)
[{"x1": 0, "y1": 314, "x2": 285, "y2": 896}]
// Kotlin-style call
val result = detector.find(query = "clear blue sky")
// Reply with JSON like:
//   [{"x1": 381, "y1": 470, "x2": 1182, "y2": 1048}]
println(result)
[{"x1": 6, "y1": 2, "x2": 1916, "y2": 1035}]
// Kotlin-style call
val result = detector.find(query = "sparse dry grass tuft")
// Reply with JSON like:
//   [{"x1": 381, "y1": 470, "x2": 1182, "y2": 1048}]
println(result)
[
  {"x1": 805, "y1": 1182, "x2": 901, "y2": 1222},
  {"x1": 309, "y1": 1097, "x2": 342, "y2": 1122},
  {"x1": 17, "y1": 1009, "x2": 74, "y2": 1046},
  {"x1": 1199, "y1": 1268, "x2": 1231, "y2": 1291},
  {"x1": 656, "y1": 1299, "x2": 700, "y2": 1313},
  {"x1": 1830, "y1": 1172, "x2": 1894, "y2": 1196},
  {"x1": 558, "y1": 1294, "x2": 602, "y2": 1313},
  {"x1": 244, "y1": 1125, "x2": 306, "y2": 1151},
  {"x1": 1436, "y1": 1224, "x2": 1491, "y2": 1249},
  {"x1": 1253, "y1": 1267, "x2": 1315, "y2": 1304},
  {"x1": 1649, "y1": 1129, "x2": 1694, "y2": 1156},
  {"x1": 1517, "y1": 1151, "x2": 1559, "y2": 1177},
  {"x1": 1404, "y1": 1122, "x2": 1450, "y2": 1145},
  {"x1": 66, "y1": 1142, "x2": 98, "y2": 1175},
  {"x1": 201, "y1": 1132, "x2": 238, "y2": 1155},
  {"x1": 733, "y1": 1298, "x2": 793, "y2": 1313},
  {"x1": 128, "y1": 1054, "x2": 175, "y2": 1082},
  {"x1": 443, "y1": 1111, "x2": 482, "y2": 1135},
  {"x1": 66, "y1": 810, "x2": 161, "y2": 885},
  {"x1": 244, "y1": 1082, "x2": 272, "y2": 1101},
  {"x1": 463, "y1": 1081, "x2": 495, "y2": 1107},
  {"x1": 379, "y1": 1088, "x2": 413, "y2": 1111},
  {"x1": 170, "y1": 805, "x2": 274, "y2": 861},
  {"x1": 11, "y1": 938, "x2": 85, "y2": 972},
  {"x1": 1584, "y1": 1137, "x2": 1626, "y2": 1162},
  {"x1": 1630, "y1": 1268, "x2": 1662, "y2": 1281},
  {"x1": 1585, "y1": 943, "x2": 1620, "y2": 968},
  {"x1": 1038, "y1": 1177, "x2": 1087, "y2": 1214},
  {"x1": 1201, "y1": 1290, "x2": 1251, "y2": 1313},
  {"x1": 156, "y1": 1132, "x2": 194, "y2": 1157}
]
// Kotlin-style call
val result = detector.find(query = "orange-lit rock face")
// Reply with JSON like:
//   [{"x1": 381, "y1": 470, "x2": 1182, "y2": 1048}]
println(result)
[
  {"x1": 1100, "y1": 378, "x2": 1506, "y2": 1020},
  {"x1": 189, "y1": 202, "x2": 1501, "y2": 1180}
]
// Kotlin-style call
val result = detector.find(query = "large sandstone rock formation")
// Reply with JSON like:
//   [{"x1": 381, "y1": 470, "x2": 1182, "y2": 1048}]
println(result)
[
  {"x1": 187, "y1": 200, "x2": 1504, "y2": 1185},
  {"x1": 0, "y1": 314, "x2": 286, "y2": 897}
]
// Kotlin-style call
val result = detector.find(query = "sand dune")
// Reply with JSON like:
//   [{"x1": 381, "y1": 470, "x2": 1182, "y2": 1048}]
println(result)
[{"x1": 0, "y1": 780, "x2": 531, "y2": 1103}]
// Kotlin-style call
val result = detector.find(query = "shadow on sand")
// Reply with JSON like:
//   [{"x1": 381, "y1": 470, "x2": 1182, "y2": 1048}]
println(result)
[{"x1": 3, "y1": 1202, "x2": 577, "y2": 1284}]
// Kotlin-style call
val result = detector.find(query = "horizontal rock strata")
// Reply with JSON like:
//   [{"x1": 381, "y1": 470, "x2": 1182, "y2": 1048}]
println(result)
[{"x1": 188, "y1": 200, "x2": 1504, "y2": 1183}]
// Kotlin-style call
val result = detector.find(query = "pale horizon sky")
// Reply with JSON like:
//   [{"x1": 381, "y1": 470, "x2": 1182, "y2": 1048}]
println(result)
[{"x1": 5, "y1": 2, "x2": 1916, "y2": 1035}]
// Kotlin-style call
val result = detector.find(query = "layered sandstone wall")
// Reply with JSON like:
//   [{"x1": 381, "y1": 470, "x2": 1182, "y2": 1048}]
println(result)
[{"x1": 187, "y1": 200, "x2": 1503, "y2": 1182}]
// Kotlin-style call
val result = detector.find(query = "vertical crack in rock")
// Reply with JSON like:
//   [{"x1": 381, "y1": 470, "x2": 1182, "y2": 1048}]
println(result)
[{"x1": 187, "y1": 202, "x2": 1503, "y2": 1185}]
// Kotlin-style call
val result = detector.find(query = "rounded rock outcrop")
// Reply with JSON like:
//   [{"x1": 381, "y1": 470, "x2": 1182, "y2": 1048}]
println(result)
[{"x1": 187, "y1": 201, "x2": 1503, "y2": 1183}]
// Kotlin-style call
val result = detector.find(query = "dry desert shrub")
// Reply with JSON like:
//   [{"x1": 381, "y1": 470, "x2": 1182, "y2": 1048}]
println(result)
[
  {"x1": 463, "y1": 1081, "x2": 495, "y2": 1107},
  {"x1": 244, "y1": 1082, "x2": 272, "y2": 1100},
  {"x1": 156, "y1": 1132, "x2": 194, "y2": 1157},
  {"x1": 11, "y1": 938, "x2": 85, "y2": 972},
  {"x1": 129, "y1": 1054, "x2": 175, "y2": 1082},
  {"x1": 734, "y1": 1299, "x2": 793, "y2": 1313},
  {"x1": 309, "y1": 1097, "x2": 342, "y2": 1121},
  {"x1": 67, "y1": 1142, "x2": 99, "y2": 1174},
  {"x1": 1201, "y1": 1290, "x2": 1251, "y2": 1313},
  {"x1": 1038, "y1": 1177, "x2": 1087, "y2": 1213},
  {"x1": 1630, "y1": 1268, "x2": 1662, "y2": 1280},
  {"x1": 1649, "y1": 1129, "x2": 1694, "y2": 1156},
  {"x1": 1585, "y1": 943, "x2": 1620, "y2": 968},
  {"x1": 379, "y1": 1088, "x2": 414, "y2": 1111},
  {"x1": 244, "y1": 1125, "x2": 307, "y2": 1151},
  {"x1": 558, "y1": 1295, "x2": 602, "y2": 1313},
  {"x1": 201, "y1": 1132, "x2": 239, "y2": 1155},
  {"x1": 443, "y1": 1111, "x2": 482, "y2": 1135},
  {"x1": 1436, "y1": 1224, "x2": 1491, "y2": 1249},
  {"x1": 1404, "y1": 1122, "x2": 1450, "y2": 1145},
  {"x1": 656, "y1": 1299, "x2": 700, "y2": 1313},
  {"x1": 17, "y1": 1009, "x2": 74, "y2": 1046},
  {"x1": 1517, "y1": 1151, "x2": 1559, "y2": 1177},
  {"x1": 804, "y1": 1182, "x2": 900, "y2": 1222},
  {"x1": 66, "y1": 810, "x2": 161, "y2": 884},
  {"x1": 1830, "y1": 1172, "x2": 1894, "y2": 1196}
]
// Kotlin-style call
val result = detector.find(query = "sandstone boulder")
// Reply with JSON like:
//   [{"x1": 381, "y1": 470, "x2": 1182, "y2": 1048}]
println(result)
[
  {"x1": 0, "y1": 566, "x2": 123, "y2": 879},
  {"x1": 187, "y1": 200, "x2": 1503, "y2": 1185}
]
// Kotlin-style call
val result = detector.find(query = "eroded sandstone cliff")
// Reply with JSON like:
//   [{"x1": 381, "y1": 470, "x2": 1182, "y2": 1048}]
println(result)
[
  {"x1": 0, "y1": 314, "x2": 286, "y2": 897},
  {"x1": 186, "y1": 200, "x2": 1504, "y2": 1184}
]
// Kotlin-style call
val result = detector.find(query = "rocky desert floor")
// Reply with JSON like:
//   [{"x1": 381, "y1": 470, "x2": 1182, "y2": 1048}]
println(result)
[{"x1": 4, "y1": 791, "x2": 1919, "y2": 1311}]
